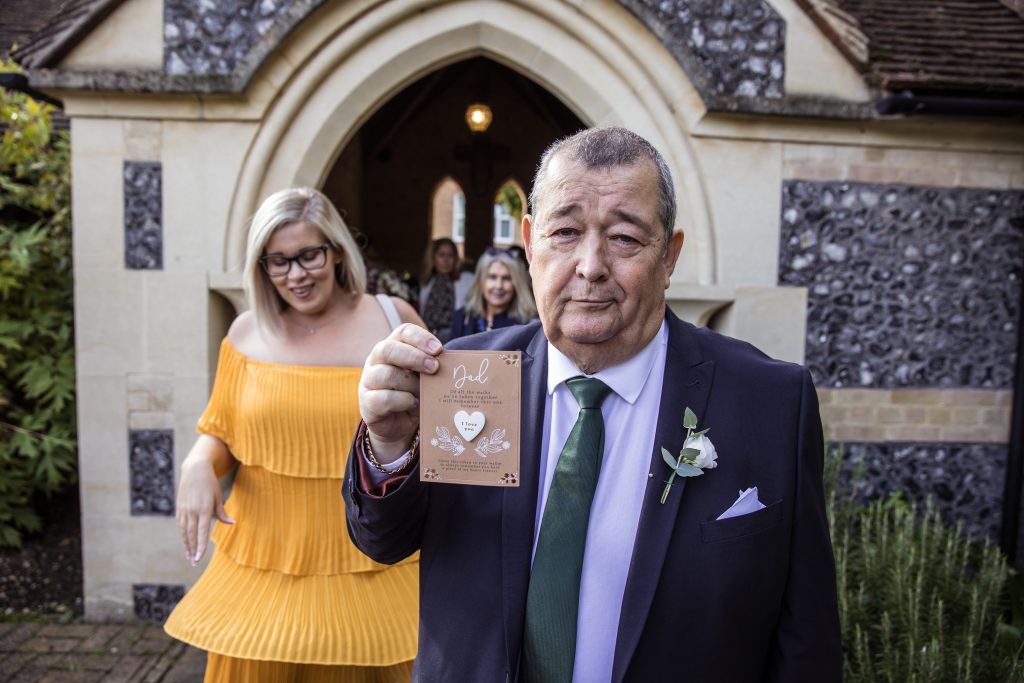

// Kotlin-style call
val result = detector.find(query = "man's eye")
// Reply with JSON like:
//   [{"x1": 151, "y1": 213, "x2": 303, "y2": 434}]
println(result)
[
  {"x1": 554, "y1": 228, "x2": 577, "y2": 238},
  {"x1": 612, "y1": 234, "x2": 639, "y2": 245}
]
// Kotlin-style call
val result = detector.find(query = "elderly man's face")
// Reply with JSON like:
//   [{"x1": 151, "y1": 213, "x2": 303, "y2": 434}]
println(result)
[{"x1": 523, "y1": 156, "x2": 683, "y2": 373}]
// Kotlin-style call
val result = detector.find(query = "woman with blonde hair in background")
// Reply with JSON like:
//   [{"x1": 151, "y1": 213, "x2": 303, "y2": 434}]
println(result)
[
  {"x1": 164, "y1": 187, "x2": 420, "y2": 682},
  {"x1": 449, "y1": 247, "x2": 537, "y2": 339}
]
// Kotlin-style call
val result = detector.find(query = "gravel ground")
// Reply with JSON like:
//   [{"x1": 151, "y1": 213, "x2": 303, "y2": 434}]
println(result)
[{"x1": 0, "y1": 487, "x2": 83, "y2": 620}]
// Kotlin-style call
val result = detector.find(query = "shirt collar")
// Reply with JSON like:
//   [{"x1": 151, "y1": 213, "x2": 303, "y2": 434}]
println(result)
[{"x1": 546, "y1": 320, "x2": 668, "y2": 405}]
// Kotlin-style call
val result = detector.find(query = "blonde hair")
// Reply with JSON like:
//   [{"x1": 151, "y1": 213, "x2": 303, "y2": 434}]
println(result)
[
  {"x1": 243, "y1": 187, "x2": 367, "y2": 338},
  {"x1": 463, "y1": 250, "x2": 537, "y2": 322}
]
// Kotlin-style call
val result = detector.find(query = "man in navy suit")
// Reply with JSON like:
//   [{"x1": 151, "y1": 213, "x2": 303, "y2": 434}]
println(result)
[{"x1": 344, "y1": 127, "x2": 841, "y2": 682}]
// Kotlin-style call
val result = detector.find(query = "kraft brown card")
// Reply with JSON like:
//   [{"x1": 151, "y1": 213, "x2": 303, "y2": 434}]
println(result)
[{"x1": 419, "y1": 350, "x2": 521, "y2": 487}]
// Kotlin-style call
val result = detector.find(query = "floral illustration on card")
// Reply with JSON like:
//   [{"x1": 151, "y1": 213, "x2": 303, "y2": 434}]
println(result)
[
  {"x1": 430, "y1": 426, "x2": 465, "y2": 455},
  {"x1": 474, "y1": 428, "x2": 511, "y2": 457}
]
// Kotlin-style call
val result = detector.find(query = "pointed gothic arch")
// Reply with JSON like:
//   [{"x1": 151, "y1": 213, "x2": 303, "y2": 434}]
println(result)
[{"x1": 223, "y1": 0, "x2": 715, "y2": 286}]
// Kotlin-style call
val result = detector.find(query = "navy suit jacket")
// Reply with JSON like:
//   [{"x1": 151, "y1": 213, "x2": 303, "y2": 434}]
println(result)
[{"x1": 344, "y1": 309, "x2": 842, "y2": 682}]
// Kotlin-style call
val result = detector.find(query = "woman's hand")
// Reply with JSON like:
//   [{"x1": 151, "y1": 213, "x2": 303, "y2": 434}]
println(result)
[{"x1": 175, "y1": 435, "x2": 237, "y2": 565}]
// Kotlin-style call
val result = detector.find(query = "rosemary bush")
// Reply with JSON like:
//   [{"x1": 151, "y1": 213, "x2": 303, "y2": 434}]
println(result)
[{"x1": 826, "y1": 448, "x2": 1024, "y2": 682}]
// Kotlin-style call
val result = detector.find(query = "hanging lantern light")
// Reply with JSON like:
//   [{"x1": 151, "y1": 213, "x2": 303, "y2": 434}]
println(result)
[{"x1": 465, "y1": 103, "x2": 493, "y2": 133}]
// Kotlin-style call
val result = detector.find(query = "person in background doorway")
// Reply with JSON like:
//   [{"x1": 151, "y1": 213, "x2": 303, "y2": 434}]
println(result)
[
  {"x1": 164, "y1": 187, "x2": 421, "y2": 682},
  {"x1": 362, "y1": 234, "x2": 416, "y2": 305},
  {"x1": 449, "y1": 247, "x2": 537, "y2": 339},
  {"x1": 418, "y1": 237, "x2": 473, "y2": 341}
]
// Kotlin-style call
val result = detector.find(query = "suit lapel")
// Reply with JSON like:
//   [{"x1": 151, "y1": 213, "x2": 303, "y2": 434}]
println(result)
[
  {"x1": 502, "y1": 326, "x2": 548, "y2": 677},
  {"x1": 611, "y1": 312, "x2": 715, "y2": 683}
]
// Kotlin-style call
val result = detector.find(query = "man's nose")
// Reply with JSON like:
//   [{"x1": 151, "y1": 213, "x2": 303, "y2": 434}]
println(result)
[{"x1": 575, "y1": 233, "x2": 609, "y2": 281}]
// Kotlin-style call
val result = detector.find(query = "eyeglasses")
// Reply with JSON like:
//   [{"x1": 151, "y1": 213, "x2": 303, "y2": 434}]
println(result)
[
  {"x1": 259, "y1": 244, "x2": 331, "y2": 277},
  {"x1": 485, "y1": 246, "x2": 525, "y2": 259}
]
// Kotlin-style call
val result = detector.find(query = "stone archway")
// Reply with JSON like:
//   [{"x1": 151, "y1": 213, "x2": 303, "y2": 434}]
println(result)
[
  {"x1": 321, "y1": 56, "x2": 584, "y2": 277},
  {"x1": 223, "y1": 0, "x2": 716, "y2": 287}
]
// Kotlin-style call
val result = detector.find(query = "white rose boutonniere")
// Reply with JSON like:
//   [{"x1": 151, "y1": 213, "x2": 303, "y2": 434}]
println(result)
[
  {"x1": 660, "y1": 407, "x2": 716, "y2": 504},
  {"x1": 686, "y1": 433, "x2": 718, "y2": 470}
]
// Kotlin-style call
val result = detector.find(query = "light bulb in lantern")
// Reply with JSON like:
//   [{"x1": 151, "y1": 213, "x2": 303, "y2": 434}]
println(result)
[{"x1": 465, "y1": 103, "x2": 493, "y2": 133}]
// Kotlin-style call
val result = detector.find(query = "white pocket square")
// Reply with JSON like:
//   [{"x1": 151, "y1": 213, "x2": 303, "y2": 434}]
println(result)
[{"x1": 716, "y1": 486, "x2": 767, "y2": 520}]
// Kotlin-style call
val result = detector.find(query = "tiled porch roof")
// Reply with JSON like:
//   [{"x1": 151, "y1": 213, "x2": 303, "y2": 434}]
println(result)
[{"x1": 809, "y1": 0, "x2": 1024, "y2": 95}]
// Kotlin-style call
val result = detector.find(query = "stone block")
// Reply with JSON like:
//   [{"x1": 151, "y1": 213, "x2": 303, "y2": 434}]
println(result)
[
  {"x1": 847, "y1": 405, "x2": 876, "y2": 423},
  {"x1": 123, "y1": 120, "x2": 162, "y2": 162},
  {"x1": 127, "y1": 392, "x2": 150, "y2": 411},
  {"x1": 128, "y1": 412, "x2": 175, "y2": 430},
  {"x1": 74, "y1": 270, "x2": 145, "y2": 376},
  {"x1": 903, "y1": 407, "x2": 927, "y2": 424},
  {"x1": 951, "y1": 407, "x2": 981, "y2": 425},
  {"x1": 891, "y1": 389, "x2": 941, "y2": 405}
]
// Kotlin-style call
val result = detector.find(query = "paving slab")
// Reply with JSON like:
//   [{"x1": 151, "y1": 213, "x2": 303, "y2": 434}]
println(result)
[{"x1": 0, "y1": 622, "x2": 204, "y2": 682}]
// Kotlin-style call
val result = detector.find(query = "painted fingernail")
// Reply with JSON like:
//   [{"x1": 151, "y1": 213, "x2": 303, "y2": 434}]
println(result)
[
  {"x1": 192, "y1": 551, "x2": 201, "y2": 564},
  {"x1": 425, "y1": 358, "x2": 438, "y2": 372}
]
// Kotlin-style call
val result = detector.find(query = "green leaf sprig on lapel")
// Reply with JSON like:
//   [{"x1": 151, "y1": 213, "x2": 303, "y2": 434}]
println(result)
[{"x1": 659, "y1": 407, "x2": 717, "y2": 504}]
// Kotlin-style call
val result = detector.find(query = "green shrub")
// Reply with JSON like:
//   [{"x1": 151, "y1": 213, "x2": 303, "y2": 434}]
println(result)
[
  {"x1": 0, "y1": 60, "x2": 76, "y2": 547},
  {"x1": 826, "y1": 447, "x2": 1024, "y2": 682}
]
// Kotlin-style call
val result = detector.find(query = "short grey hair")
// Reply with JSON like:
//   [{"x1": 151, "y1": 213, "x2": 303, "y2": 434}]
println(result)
[
  {"x1": 528, "y1": 127, "x2": 677, "y2": 244},
  {"x1": 243, "y1": 187, "x2": 367, "y2": 339}
]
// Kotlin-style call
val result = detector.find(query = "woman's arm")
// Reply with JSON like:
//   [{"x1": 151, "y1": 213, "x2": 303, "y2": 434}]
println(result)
[{"x1": 175, "y1": 434, "x2": 238, "y2": 565}]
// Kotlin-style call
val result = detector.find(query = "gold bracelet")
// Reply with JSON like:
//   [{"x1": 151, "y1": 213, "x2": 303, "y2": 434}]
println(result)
[{"x1": 364, "y1": 428, "x2": 419, "y2": 475}]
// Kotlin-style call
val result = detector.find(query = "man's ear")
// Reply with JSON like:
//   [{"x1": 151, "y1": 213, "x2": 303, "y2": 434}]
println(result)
[
  {"x1": 522, "y1": 214, "x2": 534, "y2": 263},
  {"x1": 663, "y1": 229, "x2": 685, "y2": 287}
]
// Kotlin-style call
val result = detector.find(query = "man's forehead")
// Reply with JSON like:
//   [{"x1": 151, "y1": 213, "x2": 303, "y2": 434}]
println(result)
[
  {"x1": 547, "y1": 154, "x2": 655, "y2": 184},
  {"x1": 541, "y1": 157, "x2": 659, "y2": 220}
]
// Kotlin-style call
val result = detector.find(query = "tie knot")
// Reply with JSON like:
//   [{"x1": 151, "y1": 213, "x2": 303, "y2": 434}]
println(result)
[{"x1": 566, "y1": 376, "x2": 611, "y2": 410}]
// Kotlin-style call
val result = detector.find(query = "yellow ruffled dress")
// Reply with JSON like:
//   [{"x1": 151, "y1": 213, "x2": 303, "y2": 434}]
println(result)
[{"x1": 164, "y1": 339, "x2": 418, "y2": 679}]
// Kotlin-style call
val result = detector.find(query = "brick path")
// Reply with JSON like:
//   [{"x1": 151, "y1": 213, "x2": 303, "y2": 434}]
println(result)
[{"x1": 0, "y1": 622, "x2": 205, "y2": 682}]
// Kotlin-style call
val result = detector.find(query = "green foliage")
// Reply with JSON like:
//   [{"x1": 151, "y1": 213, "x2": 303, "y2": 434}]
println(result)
[
  {"x1": 0, "y1": 60, "x2": 76, "y2": 547},
  {"x1": 826, "y1": 446, "x2": 1024, "y2": 682},
  {"x1": 496, "y1": 183, "x2": 523, "y2": 222}
]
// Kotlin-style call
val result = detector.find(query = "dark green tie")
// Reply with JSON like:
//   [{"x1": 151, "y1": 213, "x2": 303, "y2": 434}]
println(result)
[{"x1": 522, "y1": 376, "x2": 612, "y2": 683}]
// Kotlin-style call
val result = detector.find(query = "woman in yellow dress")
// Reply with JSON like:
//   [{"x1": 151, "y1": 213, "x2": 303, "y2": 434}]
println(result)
[{"x1": 164, "y1": 187, "x2": 420, "y2": 682}]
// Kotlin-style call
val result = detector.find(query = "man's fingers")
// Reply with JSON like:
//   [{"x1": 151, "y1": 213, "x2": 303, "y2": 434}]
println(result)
[
  {"x1": 393, "y1": 322, "x2": 443, "y2": 356},
  {"x1": 361, "y1": 388, "x2": 420, "y2": 424},
  {"x1": 368, "y1": 325, "x2": 441, "y2": 375},
  {"x1": 361, "y1": 362, "x2": 420, "y2": 396}
]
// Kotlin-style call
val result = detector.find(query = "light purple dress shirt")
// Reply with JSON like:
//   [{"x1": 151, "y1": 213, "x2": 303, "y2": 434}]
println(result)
[{"x1": 536, "y1": 321, "x2": 668, "y2": 683}]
